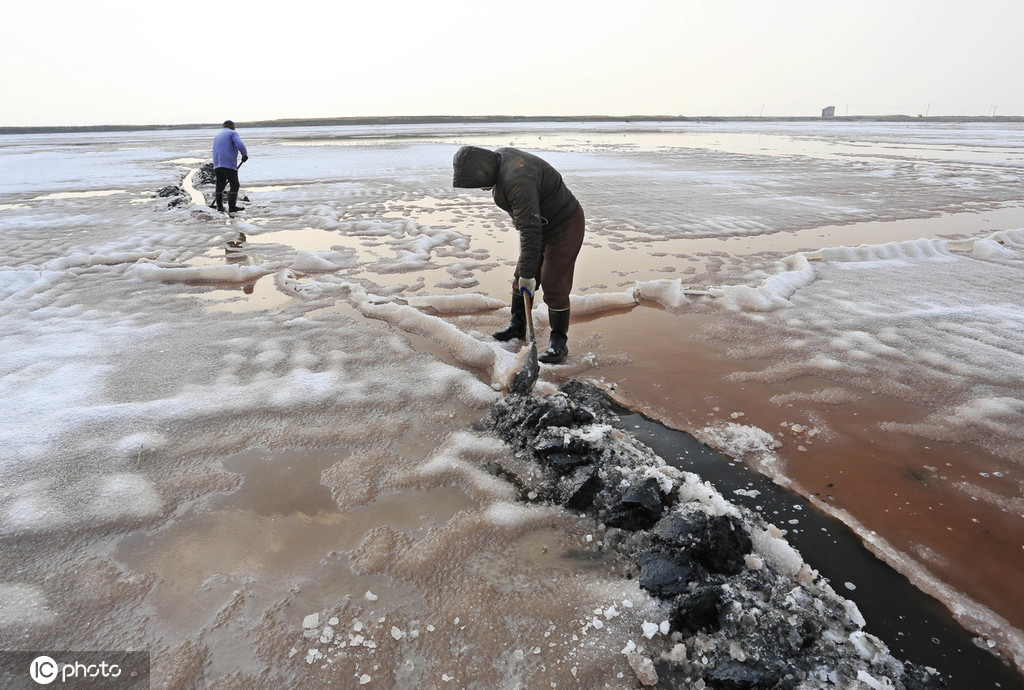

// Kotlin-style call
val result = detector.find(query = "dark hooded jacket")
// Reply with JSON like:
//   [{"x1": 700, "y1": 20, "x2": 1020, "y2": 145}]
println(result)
[{"x1": 453, "y1": 146, "x2": 579, "y2": 280}]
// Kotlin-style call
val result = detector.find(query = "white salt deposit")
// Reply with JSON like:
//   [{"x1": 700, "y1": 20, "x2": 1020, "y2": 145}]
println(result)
[
  {"x1": 750, "y1": 524, "x2": 807, "y2": 578},
  {"x1": 569, "y1": 290, "x2": 639, "y2": 315},
  {"x1": 0, "y1": 583, "x2": 57, "y2": 626},
  {"x1": 290, "y1": 250, "x2": 345, "y2": 272},
  {"x1": 129, "y1": 261, "x2": 272, "y2": 283},
  {"x1": 407, "y1": 293, "x2": 506, "y2": 314},
  {"x1": 634, "y1": 279, "x2": 694, "y2": 310},
  {"x1": 696, "y1": 422, "x2": 781, "y2": 465},
  {"x1": 485, "y1": 501, "x2": 550, "y2": 526}
]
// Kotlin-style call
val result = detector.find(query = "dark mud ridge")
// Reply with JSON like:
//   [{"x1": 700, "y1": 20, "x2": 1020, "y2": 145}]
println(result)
[
  {"x1": 482, "y1": 381, "x2": 944, "y2": 689},
  {"x1": 155, "y1": 164, "x2": 247, "y2": 209},
  {"x1": 155, "y1": 184, "x2": 188, "y2": 208}
]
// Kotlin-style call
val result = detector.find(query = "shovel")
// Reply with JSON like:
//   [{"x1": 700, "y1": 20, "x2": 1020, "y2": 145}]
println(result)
[{"x1": 509, "y1": 288, "x2": 540, "y2": 395}]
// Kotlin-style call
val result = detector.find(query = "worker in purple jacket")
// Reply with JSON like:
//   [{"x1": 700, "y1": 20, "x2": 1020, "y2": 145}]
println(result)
[{"x1": 211, "y1": 120, "x2": 248, "y2": 213}]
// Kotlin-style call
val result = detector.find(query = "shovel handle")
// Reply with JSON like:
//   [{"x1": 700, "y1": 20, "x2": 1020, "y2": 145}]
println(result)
[{"x1": 522, "y1": 289, "x2": 534, "y2": 342}]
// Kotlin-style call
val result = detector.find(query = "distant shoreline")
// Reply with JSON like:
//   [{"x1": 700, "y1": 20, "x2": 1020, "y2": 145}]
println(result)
[{"x1": 2, "y1": 114, "x2": 1023, "y2": 135}]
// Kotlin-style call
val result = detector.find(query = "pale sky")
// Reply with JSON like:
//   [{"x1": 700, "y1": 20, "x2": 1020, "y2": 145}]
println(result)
[{"x1": 1, "y1": 0, "x2": 1021, "y2": 127}]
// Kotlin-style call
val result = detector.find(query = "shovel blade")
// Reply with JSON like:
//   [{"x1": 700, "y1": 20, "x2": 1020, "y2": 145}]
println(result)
[{"x1": 510, "y1": 341, "x2": 539, "y2": 395}]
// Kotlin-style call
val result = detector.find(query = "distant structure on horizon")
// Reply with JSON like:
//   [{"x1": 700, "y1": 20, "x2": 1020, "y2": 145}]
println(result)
[{"x1": 821, "y1": 106, "x2": 836, "y2": 118}]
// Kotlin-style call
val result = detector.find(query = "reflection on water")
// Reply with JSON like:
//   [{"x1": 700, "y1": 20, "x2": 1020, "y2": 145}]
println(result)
[
  {"x1": 115, "y1": 446, "x2": 476, "y2": 637},
  {"x1": 182, "y1": 168, "x2": 206, "y2": 206},
  {"x1": 196, "y1": 275, "x2": 290, "y2": 312},
  {"x1": 254, "y1": 227, "x2": 362, "y2": 252}
]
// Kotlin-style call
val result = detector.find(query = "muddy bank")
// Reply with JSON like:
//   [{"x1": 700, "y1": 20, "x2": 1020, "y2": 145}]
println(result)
[{"x1": 479, "y1": 381, "x2": 945, "y2": 689}]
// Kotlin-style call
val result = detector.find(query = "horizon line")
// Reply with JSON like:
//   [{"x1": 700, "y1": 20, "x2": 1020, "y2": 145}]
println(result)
[{"x1": 2, "y1": 113, "x2": 1023, "y2": 134}]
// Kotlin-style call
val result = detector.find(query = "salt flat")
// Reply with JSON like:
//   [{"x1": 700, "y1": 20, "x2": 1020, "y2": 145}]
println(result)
[{"x1": 1, "y1": 120, "x2": 1022, "y2": 686}]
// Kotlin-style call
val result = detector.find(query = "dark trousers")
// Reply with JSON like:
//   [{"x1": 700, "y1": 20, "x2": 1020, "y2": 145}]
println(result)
[
  {"x1": 214, "y1": 167, "x2": 240, "y2": 196},
  {"x1": 512, "y1": 204, "x2": 585, "y2": 311}
]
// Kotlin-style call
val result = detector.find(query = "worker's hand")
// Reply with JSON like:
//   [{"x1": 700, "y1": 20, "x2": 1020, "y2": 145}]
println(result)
[{"x1": 518, "y1": 277, "x2": 536, "y2": 297}]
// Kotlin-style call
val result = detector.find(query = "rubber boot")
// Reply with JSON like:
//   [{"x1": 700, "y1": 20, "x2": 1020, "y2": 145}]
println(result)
[
  {"x1": 540, "y1": 308, "x2": 570, "y2": 364},
  {"x1": 228, "y1": 193, "x2": 244, "y2": 213},
  {"x1": 214, "y1": 193, "x2": 224, "y2": 212},
  {"x1": 493, "y1": 292, "x2": 526, "y2": 341}
]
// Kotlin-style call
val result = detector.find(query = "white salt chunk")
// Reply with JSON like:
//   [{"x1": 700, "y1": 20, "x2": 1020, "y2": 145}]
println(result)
[
  {"x1": 626, "y1": 653, "x2": 659, "y2": 686},
  {"x1": 664, "y1": 644, "x2": 687, "y2": 663},
  {"x1": 856, "y1": 670, "x2": 884, "y2": 690}
]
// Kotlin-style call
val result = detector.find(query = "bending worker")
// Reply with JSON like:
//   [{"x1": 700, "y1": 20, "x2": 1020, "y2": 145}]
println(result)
[
  {"x1": 212, "y1": 120, "x2": 248, "y2": 213},
  {"x1": 452, "y1": 146, "x2": 585, "y2": 364}
]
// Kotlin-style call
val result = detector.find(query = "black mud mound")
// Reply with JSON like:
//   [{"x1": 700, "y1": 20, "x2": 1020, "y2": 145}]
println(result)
[
  {"x1": 481, "y1": 382, "x2": 945, "y2": 689},
  {"x1": 193, "y1": 162, "x2": 216, "y2": 186},
  {"x1": 155, "y1": 184, "x2": 188, "y2": 208}
]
